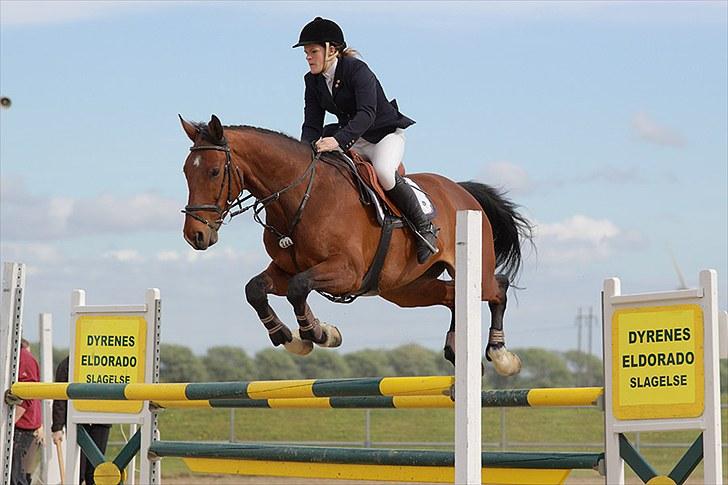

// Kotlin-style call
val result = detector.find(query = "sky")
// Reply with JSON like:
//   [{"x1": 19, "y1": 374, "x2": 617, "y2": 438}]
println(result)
[{"x1": 1, "y1": 1, "x2": 726, "y2": 360}]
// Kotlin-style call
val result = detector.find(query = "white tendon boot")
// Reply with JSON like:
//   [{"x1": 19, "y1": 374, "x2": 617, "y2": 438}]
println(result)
[
  {"x1": 317, "y1": 322, "x2": 343, "y2": 348},
  {"x1": 283, "y1": 328, "x2": 314, "y2": 355},
  {"x1": 487, "y1": 345, "x2": 522, "y2": 376},
  {"x1": 486, "y1": 328, "x2": 521, "y2": 376}
]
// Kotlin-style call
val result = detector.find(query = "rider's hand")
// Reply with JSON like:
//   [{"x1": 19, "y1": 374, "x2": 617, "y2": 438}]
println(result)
[
  {"x1": 315, "y1": 137, "x2": 340, "y2": 152},
  {"x1": 52, "y1": 430, "x2": 64, "y2": 445}
]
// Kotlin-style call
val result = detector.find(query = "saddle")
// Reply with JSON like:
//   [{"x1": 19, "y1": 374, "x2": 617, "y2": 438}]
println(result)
[
  {"x1": 316, "y1": 149, "x2": 436, "y2": 303},
  {"x1": 347, "y1": 150, "x2": 405, "y2": 219},
  {"x1": 322, "y1": 150, "x2": 434, "y2": 226}
]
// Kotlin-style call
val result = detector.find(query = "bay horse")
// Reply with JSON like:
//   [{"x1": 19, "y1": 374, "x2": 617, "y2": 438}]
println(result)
[{"x1": 180, "y1": 115, "x2": 533, "y2": 376}]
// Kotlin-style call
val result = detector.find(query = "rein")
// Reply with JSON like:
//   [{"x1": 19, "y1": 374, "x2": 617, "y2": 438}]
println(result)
[
  {"x1": 182, "y1": 143, "x2": 320, "y2": 249},
  {"x1": 251, "y1": 154, "x2": 318, "y2": 248}
]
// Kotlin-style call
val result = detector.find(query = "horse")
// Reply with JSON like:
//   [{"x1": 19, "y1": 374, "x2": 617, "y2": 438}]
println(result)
[{"x1": 180, "y1": 114, "x2": 533, "y2": 376}]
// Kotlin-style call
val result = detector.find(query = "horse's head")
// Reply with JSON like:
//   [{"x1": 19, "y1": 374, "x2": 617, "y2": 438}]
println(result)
[{"x1": 180, "y1": 114, "x2": 242, "y2": 250}]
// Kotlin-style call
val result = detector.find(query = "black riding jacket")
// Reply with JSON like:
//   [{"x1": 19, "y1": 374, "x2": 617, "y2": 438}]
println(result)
[{"x1": 301, "y1": 55, "x2": 415, "y2": 151}]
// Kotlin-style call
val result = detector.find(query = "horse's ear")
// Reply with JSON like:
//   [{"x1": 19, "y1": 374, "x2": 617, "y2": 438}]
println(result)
[
  {"x1": 209, "y1": 114, "x2": 224, "y2": 144},
  {"x1": 179, "y1": 114, "x2": 199, "y2": 142}
]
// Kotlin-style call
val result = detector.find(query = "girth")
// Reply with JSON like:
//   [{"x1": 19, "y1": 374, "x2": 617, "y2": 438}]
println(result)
[{"x1": 315, "y1": 151, "x2": 405, "y2": 304}]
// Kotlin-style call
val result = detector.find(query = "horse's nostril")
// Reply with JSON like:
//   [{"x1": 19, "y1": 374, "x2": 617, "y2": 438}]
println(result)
[{"x1": 195, "y1": 232, "x2": 205, "y2": 245}]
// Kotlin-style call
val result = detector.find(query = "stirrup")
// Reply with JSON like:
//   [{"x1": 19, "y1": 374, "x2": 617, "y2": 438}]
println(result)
[{"x1": 415, "y1": 224, "x2": 439, "y2": 263}]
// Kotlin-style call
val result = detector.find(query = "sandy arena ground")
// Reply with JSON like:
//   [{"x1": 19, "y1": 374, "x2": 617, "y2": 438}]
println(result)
[{"x1": 162, "y1": 474, "x2": 708, "y2": 484}]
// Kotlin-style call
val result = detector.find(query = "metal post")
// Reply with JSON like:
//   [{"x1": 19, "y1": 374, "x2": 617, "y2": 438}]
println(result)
[
  {"x1": 39, "y1": 313, "x2": 60, "y2": 485},
  {"x1": 1, "y1": 263, "x2": 25, "y2": 485},
  {"x1": 364, "y1": 410, "x2": 371, "y2": 448},
  {"x1": 229, "y1": 409, "x2": 235, "y2": 442},
  {"x1": 499, "y1": 407, "x2": 506, "y2": 451}
]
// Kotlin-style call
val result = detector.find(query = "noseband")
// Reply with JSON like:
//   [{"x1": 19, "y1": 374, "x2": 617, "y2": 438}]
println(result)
[{"x1": 181, "y1": 143, "x2": 247, "y2": 231}]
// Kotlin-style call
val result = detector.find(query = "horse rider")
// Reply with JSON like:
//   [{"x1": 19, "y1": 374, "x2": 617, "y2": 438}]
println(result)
[{"x1": 294, "y1": 17, "x2": 439, "y2": 264}]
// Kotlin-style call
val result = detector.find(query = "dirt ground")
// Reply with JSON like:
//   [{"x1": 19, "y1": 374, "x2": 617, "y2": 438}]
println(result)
[{"x1": 161, "y1": 473, "x2": 706, "y2": 484}]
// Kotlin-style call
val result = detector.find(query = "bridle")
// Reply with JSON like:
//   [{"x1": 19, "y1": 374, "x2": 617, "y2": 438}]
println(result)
[
  {"x1": 182, "y1": 141, "x2": 320, "y2": 248},
  {"x1": 181, "y1": 142, "x2": 248, "y2": 231}
]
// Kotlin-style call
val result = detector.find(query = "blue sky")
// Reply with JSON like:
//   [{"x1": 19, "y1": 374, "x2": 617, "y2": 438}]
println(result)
[{"x1": 1, "y1": 1, "x2": 726, "y2": 360}]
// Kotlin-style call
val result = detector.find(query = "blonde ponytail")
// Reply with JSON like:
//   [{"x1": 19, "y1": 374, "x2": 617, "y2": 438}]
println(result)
[{"x1": 339, "y1": 47, "x2": 360, "y2": 58}]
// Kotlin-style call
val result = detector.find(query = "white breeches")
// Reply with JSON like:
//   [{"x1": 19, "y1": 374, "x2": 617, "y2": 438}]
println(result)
[{"x1": 351, "y1": 128, "x2": 406, "y2": 191}]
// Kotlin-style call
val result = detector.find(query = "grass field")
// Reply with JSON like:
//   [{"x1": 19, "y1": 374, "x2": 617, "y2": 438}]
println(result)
[{"x1": 104, "y1": 403, "x2": 728, "y2": 483}]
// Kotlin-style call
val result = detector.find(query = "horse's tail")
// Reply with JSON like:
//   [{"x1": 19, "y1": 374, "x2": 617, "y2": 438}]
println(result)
[{"x1": 457, "y1": 181, "x2": 534, "y2": 281}]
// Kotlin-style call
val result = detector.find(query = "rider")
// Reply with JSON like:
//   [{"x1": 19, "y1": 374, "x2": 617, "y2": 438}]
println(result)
[{"x1": 294, "y1": 17, "x2": 438, "y2": 264}]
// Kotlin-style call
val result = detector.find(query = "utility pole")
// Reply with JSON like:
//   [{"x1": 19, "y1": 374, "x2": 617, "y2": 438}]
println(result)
[
  {"x1": 587, "y1": 306, "x2": 594, "y2": 357},
  {"x1": 575, "y1": 307, "x2": 583, "y2": 386},
  {"x1": 576, "y1": 307, "x2": 583, "y2": 354}
]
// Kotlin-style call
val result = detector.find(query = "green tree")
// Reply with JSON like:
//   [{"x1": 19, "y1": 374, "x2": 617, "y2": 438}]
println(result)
[
  {"x1": 485, "y1": 348, "x2": 573, "y2": 389},
  {"x1": 159, "y1": 344, "x2": 208, "y2": 382},
  {"x1": 345, "y1": 349, "x2": 396, "y2": 377},
  {"x1": 720, "y1": 358, "x2": 727, "y2": 394},
  {"x1": 254, "y1": 349, "x2": 302, "y2": 379},
  {"x1": 387, "y1": 344, "x2": 441, "y2": 376},
  {"x1": 563, "y1": 350, "x2": 603, "y2": 387},
  {"x1": 53, "y1": 347, "x2": 68, "y2": 372},
  {"x1": 203, "y1": 346, "x2": 257, "y2": 381},
  {"x1": 433, "y1": 347, "x2": 456, "y2": 376},
  {"x1": 293, "y1": 351, "x2": 351, "y2": 378},
  {"x1": 516, "y1": 348, "x2": 574, "y2": 388}
]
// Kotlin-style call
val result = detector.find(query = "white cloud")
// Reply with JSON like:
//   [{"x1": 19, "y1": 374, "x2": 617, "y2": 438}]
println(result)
[
  {"x1": 156, "y1": 251, "x2": 181, "y2": 262},
  {"x1": 535, "y1": 215, "x2": 644, "y2": 264},
  {"x1": 632, "y1": 112, "x2": 685, "y2": 148},
  {"x1": 1, "y1": 178, "x2": 181, "y2": 241},
  {"x1": 102, "y1": 249, "x2": 143, "y2": 263},
  {"x1": 0, "y1": 242, "x2": 63, "y2": 264},
  {"x1": 70, "y1": 193, "x2": 180, "y2": 234},
  {"x1": 538, "y1": 215, "x2": 620, "y2": 244},
  {"x1": 480, "y1": 161, "x2": 533, "y2": 194}
]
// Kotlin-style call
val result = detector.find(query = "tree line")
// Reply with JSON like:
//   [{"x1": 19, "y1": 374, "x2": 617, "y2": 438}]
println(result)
[
  {"x1": 160, "y1": 343, "x2": 608, "y2": 389},
  {"x1": 34, "y1": 342, "x2": 728, "y2": 392}
]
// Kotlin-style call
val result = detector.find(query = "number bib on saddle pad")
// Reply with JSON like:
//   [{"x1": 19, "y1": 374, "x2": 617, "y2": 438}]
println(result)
[{"x1": 403, "y1": 177, "x2": 435, "y2": 217}]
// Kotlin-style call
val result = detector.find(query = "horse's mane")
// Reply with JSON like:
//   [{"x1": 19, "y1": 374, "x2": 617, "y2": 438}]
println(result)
[{"x1": 194, "y1": 122, "x2": 308, "y2": 152}]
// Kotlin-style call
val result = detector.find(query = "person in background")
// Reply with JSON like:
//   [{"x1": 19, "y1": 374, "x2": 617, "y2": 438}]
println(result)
[
  {"x1": 11, "y1": 339, "x2": 42, "y2": 485},
  {"x1": 51, "y1": 356, "x2": 111, "y2": 485}
]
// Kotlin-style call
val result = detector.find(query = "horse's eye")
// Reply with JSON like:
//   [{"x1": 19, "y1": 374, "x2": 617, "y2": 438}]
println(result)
[{"x1": 210, "y1": 167, "x2": 221, "y2": 177}]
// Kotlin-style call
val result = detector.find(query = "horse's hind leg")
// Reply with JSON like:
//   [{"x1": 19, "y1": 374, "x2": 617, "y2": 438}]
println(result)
[
  {"x1": 244, "y1": 263, "x2": 315, "y2": 355},
  {"x1": 484, "y1": 273, "x2": 521, "y2": 376}
]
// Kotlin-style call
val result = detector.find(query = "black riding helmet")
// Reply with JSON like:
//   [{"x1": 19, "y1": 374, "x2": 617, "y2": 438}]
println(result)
[{"x1": 292, "y1": 17, "x2": 346, "y2": 49}]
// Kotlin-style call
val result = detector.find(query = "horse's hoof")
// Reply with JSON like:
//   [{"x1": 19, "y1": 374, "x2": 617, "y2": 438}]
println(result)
[
  {"x1": 317, "y1": 322, "x2": 342, "y2": 348},
  {"x1": 487, "y1": 346, "x2": 521, "y2": 376},
  {"x1": 283, "y1": 329, "x2": 314, "y2": 355}
]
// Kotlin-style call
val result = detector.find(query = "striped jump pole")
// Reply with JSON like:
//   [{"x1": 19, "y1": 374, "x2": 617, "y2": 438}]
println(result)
[
  {"x1": 148, "y1": 441, "x2": 604, "y2": 485},
  {"x1": 10, "y1": 376, "x2": 454, "y2": 402},
  {"x1": 151, "y1": 387, "x2": 604, "y2": 410}
]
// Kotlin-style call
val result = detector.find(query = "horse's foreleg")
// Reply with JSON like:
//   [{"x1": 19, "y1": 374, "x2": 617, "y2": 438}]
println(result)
[
  {"x1": 244, "y1": 264, "x2": 313, "y2": 355},
  {"x1": 485, "y1": 274, "x2": 521, "y2": 376},
  {"x1": 286, "y1": 259, "x2": 357, "y2": 349}
]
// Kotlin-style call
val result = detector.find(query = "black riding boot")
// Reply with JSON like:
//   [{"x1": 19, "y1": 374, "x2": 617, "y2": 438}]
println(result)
[{"x1": 386, "y1": 174, "x2": 439, "y2": 264}]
